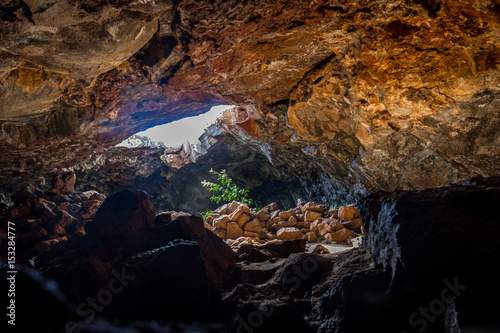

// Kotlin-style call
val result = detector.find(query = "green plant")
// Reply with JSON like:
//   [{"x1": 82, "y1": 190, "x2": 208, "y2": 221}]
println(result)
[
  {"x1": 201, "y1": 169, "x2": 254, "y2": 206},
  {"x1": 200, "y1": 209, "x2": 213, "y2": 220}
]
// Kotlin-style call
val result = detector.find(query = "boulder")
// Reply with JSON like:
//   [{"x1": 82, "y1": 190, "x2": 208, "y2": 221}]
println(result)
[
  {"x1": 244, "y1": 221, "x2": 262, "y2": 233},
  {"x1": 236, "y1": 214, "x2": 251, "y2": 228},
  {"x1": 214, "y1": 215, "x2": 230, "y2": 229},
  {"x1": 324, "y1": 228, "x2": 352, "y2": 242},
  {"x1": 338, "y1": 206, "x2": 360, "y2": 221},
  {"x1": 301, "y1": 202, "x2": 325, "y2": 214},
  {"x1": 84, "y1": 190, "x2": 156, "y2": 239},
  {"x1": 260, "y1": 239, "x2": 306, "y2": 257},
  {"x1": 287, "y1": 215, "x2": 298, "y2": 226},
  {"x1": 279, "y1": 210, "x2": 295, "y2": 219},
  {"x1": 304, "y1": 231, "x2": 318, "y2": 243},
  {"x1": 310, "y1": 220, "x2": 322, "y2": 231},
  {"x1": 324, "y1": 218, "x2": 346, "y2": 232},
  {"x1": 341, "y1": 218, "x2": 362, "y2": 230},
  {"x1": 304, "y1": 211, "x2": 322, "y2": 222},
  {"x1": 318, "y1": 223, "x2": 336, "y2": 237},
  {"x1": 277, "y1": 227, "x2": 302, "y2": 240},
  {"x1": 229, "y1": 204, "x2": 250, "y2": 221},
  {"x1": 252, "y1": 210, "x2": 269, "y2": 221},
  {"x1": 226, "y1": 222, "x2": 244, "y2": 239}
]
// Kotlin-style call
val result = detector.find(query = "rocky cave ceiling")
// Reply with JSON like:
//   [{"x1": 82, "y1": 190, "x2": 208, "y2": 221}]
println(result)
[{"x1": 0, "y1": 0, "x2": 499, "y2": 196}]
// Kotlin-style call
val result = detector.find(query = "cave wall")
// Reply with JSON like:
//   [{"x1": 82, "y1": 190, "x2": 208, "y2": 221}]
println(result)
[{"x1": 0, "y1": 0, "x2": 499, "y2": 196}]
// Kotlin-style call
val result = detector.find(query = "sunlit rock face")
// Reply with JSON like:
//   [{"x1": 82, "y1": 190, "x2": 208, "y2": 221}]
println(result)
[{"x1": 0, "y1": 0, "x2": 499, "y2": 195}]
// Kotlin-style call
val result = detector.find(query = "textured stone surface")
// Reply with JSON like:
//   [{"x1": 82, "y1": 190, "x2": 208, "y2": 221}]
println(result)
[{"x1": 0, "y1": 0, "x2": 498, "y2": 199}]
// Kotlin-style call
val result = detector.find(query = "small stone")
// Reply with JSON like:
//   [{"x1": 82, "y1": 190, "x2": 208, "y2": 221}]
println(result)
[
  {"x1": 229, "y1": 204, "x2": 250, "y2": 221},
  {"x1": 215, "y1": 203, "x2": 229, "y2": 215},
  {"x1": 266, "y1": 233, "x2": 277, "y2": 240},
  {"x1": 205, "y1": 216, "x2": 215, "y2": 226},
  {"x1": 319, "y1": 223, "x2": 335, "y2": 237},
  {"x1": 243, "y1": 231, "x2": 260, "y2": 238},
  {"x1": 81, "y1": 209, "x2": 98, "y2": 220},
  {"x1": 226, "y1": 222, "x2": 244, "y2": 239},
  {"x1": 279, "y1": 210, "x2": 295, "y2": 220},
  {"x1": 276, "y1": 227, "x2": 302, "y2": 240},
  {"x1": 72, "y1": 194, "x2": 82, "y2": 202},
  {"x1": 53, "y1": 194, "x2": 70, "y2": 202},
  {"x1": 244, "y1": 221, "x2": 262, "y2": 233},
  {"x1": 236, "y1": 214, "x2": 252, "y2": 228},
  {"x1": 32, "y1": 198, "x2": 57, "y2": 222},
  {"x1": 213, "y1": 228, "x2": 227, "y2": 239},
  {"x1": 310, "y1": 220, "x2": 322, "y2": 231},
  {"x1": 341, "y1": 218, "x2": 362, "y2": 230},
  {"x1": 51, "y1": 170, "x2": 76, "y2": 194},
  {"x1": 226, "y1": 201, "x2": 241, "y2": 214},
  {"x1": 325, "y1": 228, "x2": 353, "y2": 242},
  {"x1": 287, "y1": 215, "x2": 298, "y2": 226},
  {"x1": 262, "y1": 202, "x2": 279, "y2": 213},
  {"x1": 304, "y1": 231, "x2": 318, "y2": 242},
  {"x1": 271, "y1": 216, "x2": 283, "y2": 223},
  {"x1": 338, "y1": 206, "x2": 360, "y2": 221},
  {"x1": 90, "y1": 193, "x2": 106, "y2": 201},
  {"x1": 305, "y1": 211, "x2": 322, "y2": 222},
  {"x1": 301, "y1": 202, "x2": 324, "y2": 214},
  {"x1": 324, "y1": 218, "x2": 345, "y2": 232},
  {"x1": 312, "y1": 244, "x2": 330, "y2": 254},
  {"x1": 214, "y1": 215, "x2": 230, "y2": 229},
  {"x1": 57, "y1": 202, "x2": 72, "y2": 212},
  {"x1": 252, "y1": 210, "x2": 269, "y2": 221},
  {"x1": 327, "y1": 209, "x2": 339, "y2": 219},
  {"x1": 83, "y1": 200, "x2": 102, "y2": 211}
]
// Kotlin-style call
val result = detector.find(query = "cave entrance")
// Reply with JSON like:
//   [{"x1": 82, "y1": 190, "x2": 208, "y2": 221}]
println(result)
[{"x1": 116, "y1": 105, "x2": 236, "y2": 148}]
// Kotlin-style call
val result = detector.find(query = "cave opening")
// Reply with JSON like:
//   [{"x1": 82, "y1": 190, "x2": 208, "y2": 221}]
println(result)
[
  {"x1": 116, "y1": 104, "x2": 235, "y2": 149},
  {"x1": 1, "y1": 0, "x2": 499, "y2": 332}
]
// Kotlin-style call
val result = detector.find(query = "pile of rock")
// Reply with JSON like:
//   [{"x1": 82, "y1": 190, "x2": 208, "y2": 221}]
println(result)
[
  {"x1": 0, "y1": 170, "x2": 106, "y2": 260},
  {"x1": 204, "y1": 200, "x2": 363, "y2": 248}
]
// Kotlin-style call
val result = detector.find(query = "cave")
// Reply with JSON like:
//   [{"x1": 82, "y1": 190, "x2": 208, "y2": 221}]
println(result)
[{"x1": 1, "y1": 1, "x2": 499, "y2": 332}]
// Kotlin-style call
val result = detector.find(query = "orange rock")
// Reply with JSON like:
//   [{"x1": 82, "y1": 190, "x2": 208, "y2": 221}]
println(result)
[{"x1": 338, "y1": 206, "x2": 360, "y2": 221}]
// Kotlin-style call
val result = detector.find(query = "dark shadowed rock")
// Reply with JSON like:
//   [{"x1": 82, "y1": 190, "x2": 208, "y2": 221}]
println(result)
[
  {"x1": 260, "y1": 239, "x2": 306, "y2": 258},
  {"x1": 85, "y1": 189, "x2": 156, "y2": 239},
  {"x1": 0, "y1": 264, "x2": 80, "y2": 332},
  {"x1": 35, "y1": 190, "x2": 240, "y2": 323},
  {"x1": 313, "y1": 175, "x2": 500, "y2": 332}
]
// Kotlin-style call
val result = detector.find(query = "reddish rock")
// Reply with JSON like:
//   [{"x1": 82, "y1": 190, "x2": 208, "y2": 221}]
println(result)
[
  {"x1": 338, "y1": 206, "x2": 360, "y2": 221},
  {"x1": 305, "y1": 211, "x2": 322, "y2": 222},
  {"x1": 325, "y1": 229, "x2": 353, "y2": 243},
  {"x1": 301, "y1": 202, "x2": 325, "y2": 214},
  {"x1": 279, "y1": 210, "x2": 295, "y2": 219},
  {"x1": 51, "y1": 171, "x2": 76, "y2": 194},
  {"x1": 236, "y1": 214, "x2": 251, "y2": 228},
  {"x1": 277, "y1": 227, "x2": 302, "y2": 240},
  {"x1": 11, "y1": 184, "x2": 42, "y2": 204},
  {"x1": 244, "y1": 221, "x2": 262, "y2": 233},
  {"x1": 226, "y1": 222, "x2": 243, "y2": 239},
  {"x1": 341, "y1": 218, "x2": 362, "y2": 230}
]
